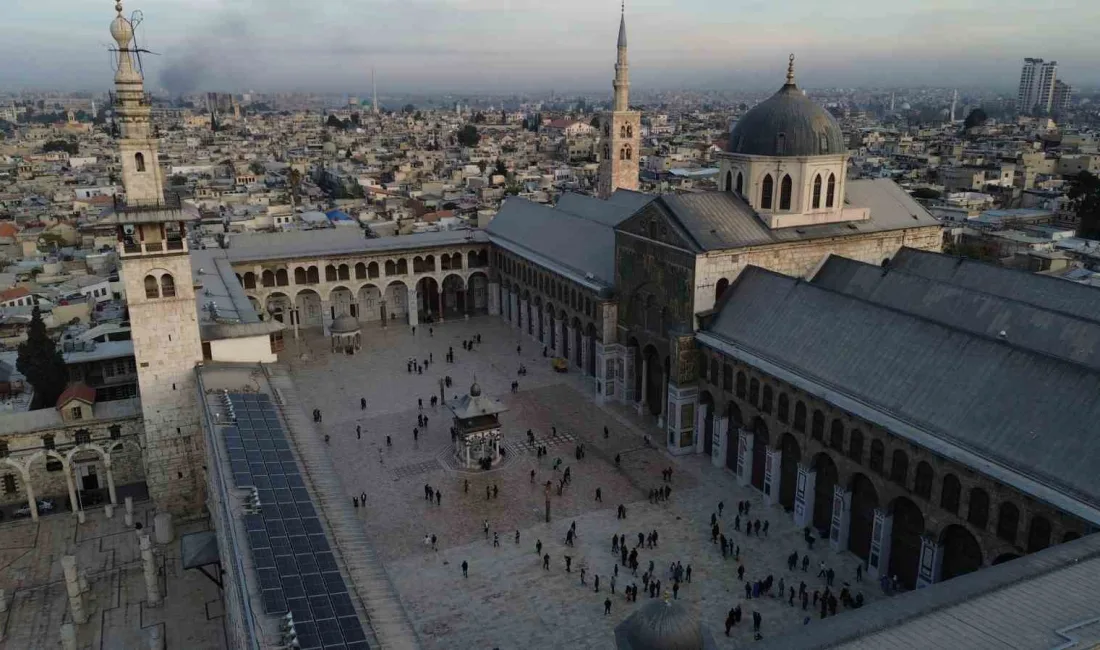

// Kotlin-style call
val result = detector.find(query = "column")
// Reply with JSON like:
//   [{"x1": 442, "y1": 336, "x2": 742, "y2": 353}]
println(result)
[
  {"x1": 581, "y1": 335, "x2": 591, "y2": 376},
  {"x1": 488, "y1": 282, "x2": 501, "y2": 316},
  {"x1": 793, "y1": 463, "x2": 816, "y2": 528},
  {"x1": 140, "y1": 534, "x2": 161, "y2": 606},
  {"x1": 23, "y1": 474, "x2": 39, "y2": 522},
  {"x1": 830, "y1": 486, "x2": 852, "y2": 552},
  {"x1": 711, "y1": 416, "x2": 728, "y2": 468},
  {"x1": 736, "y1": 430, "x2": 753, "y2": 487},
  {"x1": 694, "y1": 403, "x2": 708, "y2": 454},
  {"x1": 63, "y1": 461, "x2": 79, "y2": 516},
  {"x1": 550, "y1": 317, "x2": 560, "y2": 356},
  {"x1": 638, "y1": 357, "x2": 649, "y2": 414},
  {"x1": 320, "y1": 299, "x2": 333, "y2": 335},
  {"x1": 61, "y1": 555, "x2": 87, "y2": 624},
  {"x1": 380, "y1": 299, "x2": 388, "y2": 328},
  {"x1": 407, "y1": 287, "x2": 418, "y2": 327},
  {"x1": 518, "y1": 299, "x2": 527, "y2": 332},
  {"x1": 510, "y1": 291, "x2": 519, "y2": 328},
  {"x1": 291, "y1": 308, "x2": 300, "y2": 340},
  {"x1": 664, "y1": 383, "x2": 698, "y2": 456},
  {"x1": 105, "y1": 460, "x2": 118, "y2": 506},
  {"x1": 565, "y1": 326, "x2": 575, "y2": 367},
  {"x1": 763, "y1": 447, "x2": 781, "y2": 506},
  {"x1": 657, "y1": 368, "x2": 669, "y2": 428},
  {"x1": 436, "y1": 285, "x2": 444, "y2": 323},
  {"x1": 595, "y1": 343, "x2": 610, "y2": 401},
  {"x1": 868, "y1": 508, "x2": 893, "y2": 580},
  {"x1": 916, "y1": 536, "x2": 943, "y2": 588}
]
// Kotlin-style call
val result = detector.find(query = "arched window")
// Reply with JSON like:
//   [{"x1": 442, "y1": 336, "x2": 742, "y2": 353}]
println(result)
[
  {"x1": 620, "y1": 125, "x2": 627, "y2": 138},
  {"x1": 914, "y1": 461, "x2": 933, "y2": 499},
  {"x1": 295, "y1": 267, "x2": 307, "y2": 284},
  {"x1": 262, "y1": 270, "x2": 275, "y2": 288},
  {"x1": 243, "y1": 272, "x2": 256, "y2": 289},
  {"x1": 777, "y1": 394, "x2": 789, "y2": 422},
  {"x1": 338, "y1": 264, "x2": 350, "y2": 281},
  {"x1": 940, "y1": 474, "x2": 961, "y2": 513},
  {"x1": 160, "y1": 274, "x2": 176, "y2": 298},
  {"x1": 829, "y1": 419, "x2": 844, "y2": 451},
  {"x1": 812, "y1": 174, "x2": 823, "y2": 209},
  {"x1": 968, "y1": 488, "x2": 990, "y2": 529},
  {"x1": 626, "y1": 125, "x2": 633, "y2": 138},
  {"x1": 725, "y1": 171, "x2": 733, "y2": 192},
  {"x1": 735, "y1": 172, "x2": 743, "y2": 195},
  {"x1": 307, "y1": 266, "x2": 319, "y2": 284},
  {"x1": 869, "y1": 440, "x2": 885, "y2": 473},
  {"x1": 354, "y1": 263, "x2": 367, "y2": 280},
  {"x1": 625, "y1": 145, "x2": 633, "y2": 160},
  {"x1": 722, "y1": 364, "x2": 733, "y2": 391},
  {"x1": 276, "y1": 269, "x2": 288, "y2": 286},
  {"x1": 620, "y1": 147, "x2": 626, "y2": 160},
  {"x1": 135, "y1": 152, "x2": 146, "y2": 172},
  {"x1": 368, "y1": 262, "x2": 380, "y2": 278},
  {"x1": 826, "y1": 173, "x2": 836, "y2": 207},
  {"x1": 819, "y1": 133, "x2": 829, "y2": 155},
  {"x1": 848, "y1": 429, "x2": 863, "y2": 463},
  {"x1": 996, "y1": 502, "x2": 1019, "y2": 543},
  {"x1": 779, "y1": 174, "x2": 793, "y2": 210},
  {"x1": 761, "y1": 386, "x2": 773, "y2": 414},
  {"x1": 715, "y1": 278, "x2": 729, "y2": 303},
  {"x1": 735, "y1": 372, "x2": 747, "y2": 398},
  {"x1": 810, "y1": 410, "x2": 824, "y2": 441},
  {"x1": 144, "y1": 275, "x2": 159, "y2": 299},
  {"x1": 793, "y1": 401, "x2": 806, "y2": 431},
  {"x1": 761, "y1": 174, "x2": 774, "y2": 209},
  {"x1": 748, "y1": 378, "x2": 759, "y2": 405},
  {"x1": 890, "y1": 449, "x2": 908, "y2": 486},
  {"x1": 1027, "y1": 516, "x2": 1051, "y2": 553}
]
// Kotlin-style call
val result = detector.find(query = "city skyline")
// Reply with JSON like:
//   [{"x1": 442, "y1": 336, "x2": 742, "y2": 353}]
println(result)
[{"x1": 5, "y1": 0, "x2": 1100, "y2": 94}]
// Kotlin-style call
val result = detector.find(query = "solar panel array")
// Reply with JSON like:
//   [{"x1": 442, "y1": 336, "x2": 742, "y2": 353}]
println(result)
[{"x1": 223, "y1": 392, "x2": 370, "y2": 650}]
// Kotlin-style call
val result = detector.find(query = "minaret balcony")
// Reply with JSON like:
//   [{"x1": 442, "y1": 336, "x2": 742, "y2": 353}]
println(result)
[{"x1": 118, "y1": 238, "x2": 188, "y2": 258}]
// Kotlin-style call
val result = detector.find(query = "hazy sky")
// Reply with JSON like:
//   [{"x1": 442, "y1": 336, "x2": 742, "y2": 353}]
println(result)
[{"x1": 6, "y1": 0, "x2": 1099, "y2": 94}]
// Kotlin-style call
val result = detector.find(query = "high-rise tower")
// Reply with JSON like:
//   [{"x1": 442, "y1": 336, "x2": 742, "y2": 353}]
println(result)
[
  {"x1": 1016, "y1": 58, "x2": 1058, "y2": 115},
  {"x1": 597, "y1": 3, "x2": 640, "y2": 199},
  {"x1": 103, "y1": 1, "x2": 205, "y2": 518}
]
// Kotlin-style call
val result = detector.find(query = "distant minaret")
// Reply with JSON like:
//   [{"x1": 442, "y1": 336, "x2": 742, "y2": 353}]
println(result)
[
  {"x1": 890, "y1": 91, "x2": 895, "y2": 113},
  {"x1": 950, "y1": 89, "x2": 958, "y2": 122},
  {"x1": 91, "y1": 99, "x2": 98, "y2": 119},
  {"x1": 372, "y1": 67, "x2": 379, "y2": 114},
  {"x1": 597, "y1": 2, "x2": 640, "y2": 199}
]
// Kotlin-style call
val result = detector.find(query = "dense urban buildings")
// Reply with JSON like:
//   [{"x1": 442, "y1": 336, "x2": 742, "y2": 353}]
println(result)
[{"x1": 1, "y1": 2, "x2": 1099, "y2": 649}]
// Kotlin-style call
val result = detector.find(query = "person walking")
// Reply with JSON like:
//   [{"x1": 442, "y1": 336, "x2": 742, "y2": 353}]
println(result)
[
  {"x1": 461, "y1": 560, "x2": 468, "y2": 577},
  {"x1": 536, "y1": 539, "x2": 543, "y2": 555},
  {"x1": 515, "y1": 530, "x2": 520, "y2": 544},
  {"x1": 484, "y1": 520, "x2": 490, "y2": 538},
  {"x1": 360, "y1": 397, "x2": 366, "y2": 410},
  {"x1": 595, "y1": 487, "x2": 602, "y2": 502},
  {"x1": 356, "y1": 424, "x2": 361, "y2": 440},
  {"x1": 855, "y1": 563, "x2": 863, "y2": 582},
  {"x1": 543, "y1": 554, "x2": 550, "y2": 570},
  {"x1": 672, "y1": 581, "x2": 679, "y2": 600},
  {"x1": 493, "y1": 532, "x2": 500, "y2": 548},
  {"x1": 752, "y1": 611, "x2": 762, "y2": 634}
]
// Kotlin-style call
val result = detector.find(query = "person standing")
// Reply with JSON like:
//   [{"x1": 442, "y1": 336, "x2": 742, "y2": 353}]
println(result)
[
  {"x1": 672, "y1": 581, "x2": 679, "y2": 599},
  {"x1": 604, "y1": 598, "x2": 612, "y2": 615},
  {"x1": 594, "y1": 574, "x2": 600, "y2": 593},
  {"x1": 461, "y1": 560, "x2": 468, "y2": 577},
  {"x1": 484, "y1": 520, "x2": 490, "y2": 538},
  {"x1": 493, "y1": 532, "x2": 500, "y2": 547},
  {"x1": 356, "y1": 424, "x2": 361, "y2": 440},
  {"x1": 515, "y1": 530, "x2": 520, "y2": 544},
  {"x1": 543, "y1": 554, "x2": 550, "y2": 570},
  {"x1": 752, "y1": 611, "x2": 762, "y2": 634}
]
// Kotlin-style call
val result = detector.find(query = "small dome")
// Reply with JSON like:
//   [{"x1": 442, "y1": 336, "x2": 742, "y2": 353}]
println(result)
[
  {"x1": 614, "y1": 600, "x2": 714, "y2": 650},
  {"x1": 469, "y1": 382, "x2": 481, "y2": 397},
  {"x1": 329, "y1": 314, "x2": 360, "y2": 334}
]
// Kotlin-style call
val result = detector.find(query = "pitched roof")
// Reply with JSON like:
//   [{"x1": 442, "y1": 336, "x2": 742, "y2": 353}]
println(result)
[
  {"x1": 0, "y1": 222, "x2": 20, "y2": 238},
  {"x1": 56, "y1": 382, "x2": 96, "y2": 409},
  {"x1": 555, "y1": 190, "x2": 652, "y2": 227},
  {"x1": 699, "y1": 265, "x2": 1100, "y2": 523},
  {"x1": 0, "y1": 287, "x2": 31, "y2": 302},
  {"x1": 643, "y1": 179, "x2": 938, "y2": 252}
]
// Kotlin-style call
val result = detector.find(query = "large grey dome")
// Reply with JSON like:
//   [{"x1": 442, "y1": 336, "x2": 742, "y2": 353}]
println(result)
[
  {"x1": 614, "y1": 600, "x2": 717, "y2": 650},
  {"x1": 329, "y1": 314, "x2": 360, "y2": 334},
  {"x1": 727, "y1": 79, "x2": 845, "y2": 158}
]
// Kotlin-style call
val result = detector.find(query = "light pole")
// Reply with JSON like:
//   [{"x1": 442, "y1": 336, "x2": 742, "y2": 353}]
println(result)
[{"x1": 544, "y1": 480, "x2": 552, "y2": 523}]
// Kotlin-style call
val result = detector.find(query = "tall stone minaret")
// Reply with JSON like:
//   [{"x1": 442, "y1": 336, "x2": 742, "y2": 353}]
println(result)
[
  {"x1": 107, "y1": 0, "x2": 206, "y2": 519},
  {"x1": 597, "y1": 3, "x2": 640, "y2": 199},
  {"x1": 372, "y1": 67, "x2": 379, "y2": 114}
]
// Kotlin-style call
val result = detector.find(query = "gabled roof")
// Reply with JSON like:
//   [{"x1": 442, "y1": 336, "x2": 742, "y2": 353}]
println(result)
[
  {"x1": 699, "y1": 265, "x2": 1100, "y2": 523},
  {"x1": 555, "y1": 190, "x2": 652, "y2": 227},
  {"x1": 0, "y1": 287, "x2": 31, "y2": 302},
  {"x1": 56, "y1": 382, "x2": 96, "y2": 409}
]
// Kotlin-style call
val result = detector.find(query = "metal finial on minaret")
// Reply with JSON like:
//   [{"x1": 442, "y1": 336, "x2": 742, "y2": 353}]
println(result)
[
  {"x1": 115, "y1": 0, "x2": 123, "y2": 14},
  {"x1": 786, "y1": 53, "x2": 796, "y2": 85}
]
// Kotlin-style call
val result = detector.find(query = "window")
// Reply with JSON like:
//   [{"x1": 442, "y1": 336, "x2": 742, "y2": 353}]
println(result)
[
  {"x1": 620, "y1": 147, "x2": 627, "y2": 161},
  {"x1": 109, "y1": 425, "x2": 121, "y2": 440},
  {"x1": 777, "y1": 394, "x2": 789, "y2": 422},
  {"x1": 0, "y1": 440, "x2": 7, "y2": 457},
  {"x1": 625, "y1": 145, "x2": 633, "y2": 161},
  {"x1": 715, "y1": 278, "x2": 729, "y2": 303},
  {"x1": 42, "y1": 434, "x2": 56, "y2": 450},
  {"x1": 74, "y1": 429, "x2": 91, "y2": 445},
  {"x1": 996, "y1": 502, "x2": 1019, "y2": 543},
  {"x1": 325, "y1": 265, "x2": 337, "y2": 282},
  {"x1": 829, "y1": 420, "x2": 844, "y2": 451},
  {"x1": 968, "y1": 488, "x2": 989, "y2": 529},
  {"x1": 793, "y1": 401, "x2": 806, "y2": 432},
  {"x1": 295, "y1": 267, "x2": 308, "y2": 284},
  {"x1": 914, "y1": 461, "x2": 933, "y2": 499},
  {"x1": 819, "y1": 133, "x2": 829, "y2": 155},
  {"x1": 144, "y1": 275, "x2": 160, "y2": 299},
  {"x1": 160, "y1": 274, "x2": 176, "y2": 298},
  {"x1": 725, "y1": 171, "x2": 733, "y2": 192},
  {"x1": 70, "y1": 407, "x2": 83, "y2": 421},
  {"x1": 826, "y1": 173, "x2": 836, "y2": 207},
  {"x1": 735, "y1": 372, "x2": 747, "y2": 399},
  {"x1": 722, "y1": 364, "x2": 733, "y2": 392},
  {"x1": 811, "y1": 410, "x2": 824, "y2": 441},
  {"x1": 891, "y1": 449, "x2": 909, "y2": 486},
  {"x1": 46, "y1": 459, "x2": 63, "y2": 472},
  {"x1": 735, "y1": 172, "x2": 743, "y2": 195},
  {"x1": 2, "y1": 474, "x2": 15, "y2": 494},
  {"x1": 761, "y1": 386, "x2": 773, "y2": 414},
  {"x1": 848, "y1": 429, "x2": 863, "y2": 463},
  {"x1": 135, "y1": 152, "x2": 146, "y2": 172},
  {"x1": 760, "y1": 174, "x2": 774, "y2": 209},
  {"x1": 940, "y1": 474, "x2": 961, "y2": 514},
  {"x1": 262, "y1": 270, "x2": 275, "y2": 287},
  {"x1": 812, "y1": 174, "x2": 822, "y2": 209},
  {"x1": 869, "y1": 440, "x2": 884, "y2": 473},
  {"x1": 748, "y1": 378, "x2": 759, "y2": 405},
  {"x1": 779, "y1": 174, "x2": 792, "y2": 210}
]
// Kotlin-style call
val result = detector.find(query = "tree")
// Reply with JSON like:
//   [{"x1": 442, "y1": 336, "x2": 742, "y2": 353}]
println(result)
[
  {"x1": 910, "y1": 187, "x2": 942, "y2": 200},
  {"x1": 1069, "y1": 171, "x2": 1100, "y2": 238},
  {"x1": 17, "y1": 306, "x2": 68, "y2": 409},
  {"x1": 473, "y1": 111, "x2": 486, "y2": 124},
  {"x1": 43, "y1": 139, "x2": 78, "y2": 155},
  {"x1": 963, "y1": 108, "x2": 988, "y2": 131},
  {"x1": 590, "y1": 115, "x2": 601, "y2": 128},
  {"x1": 477, "y1": 160, "x2": 488, "y2": 174},
  {"x1": 494, "y1": 159, "x2": 508, "y2": 177},
  {"x1": 457, "y1": 124, "x2": 480, "y2": 148},
  {"x1": 325, "y1": 114, "x2": 344, "y2": 129},
  {"x1": 170, "y1": 174, "x2": 188, "y2": 186},
  {"x1": 249, "y1": 161, "x2": 266, "y2": 175},
  {"x1": 402, "y1": 103, "x2": 416, "y2": 114}
]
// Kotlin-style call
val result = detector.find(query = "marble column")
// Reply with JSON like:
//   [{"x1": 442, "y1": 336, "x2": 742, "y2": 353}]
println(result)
[
  {"x1": 407, "y1": 287, "x2": 419, "y2": 327},
  {"x1": 488, "y1": 282, "x2": 501, "y2": 316},
  {"x1": 320, "y1": 299, "x2": 333, "y2": 335},
  {"x1": 736, "y1": 430, "x2": 753, "y2": 487},
  {"x1": 793, "y1": 464, "x2": 816, "y2": 529},
  {"x1": 140, "y1": 534, "x2": 161, "y2": 606},
  {"x1": 711, "y1": 416, "x2": 728, "y2": 468},
  {"x1": 436, "y1": 284, "x2": 444, "y2": 323},
  {"x1": 830, "y1": 486, "x2": 852, "y2": 552},
  {"x1": 763, "y1": 447, "x2": 781, "y2": 506},
  {"x1": 868, "y1": 508, "x2": 893, "y2": 580},
  {"x1": 916, "y1": 536, "x2": 943, "y2": 588}
]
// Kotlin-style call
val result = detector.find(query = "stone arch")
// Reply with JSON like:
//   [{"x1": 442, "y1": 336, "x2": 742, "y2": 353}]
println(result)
[
  {"x1": 735, "y1": 371, "x2": 747, "y2": 399},
  {"x1": 643, "y1": 344, "x2": 662, "y2": 417},
  {"x1": 848, "y1": 472, "x2": 879, "y2": 561},
  {"x1": 779, "y1": 174, "x2": 793, "y2": 210},
  {"x1": 325, "y1": 264, "x2": 338, "y2": 282},
  {"x1": 160, "y1": 273, "x2": 176, "y2": 298},
  {"x1": 779, "y1": 432, "x2": 800, "y2": 509},
  {"x1": 811, "y1": 452, "x2": 838, "y2": 533},
  {"x1": 826, "y1": 173, "x2": 837, "y2": 207},
  {"x1": 367, "y1": 262, "x2": 380, "y2": 279},
  {"x1": 715, "y1": 277, "x2": 729, "y2": 304},
  {"x1": 699, "y1": 391, "x2": 716, "y2": 455},
  {"x1": 940, "y1": 473, "x2": 961, "y2": 514},
  {"x1": 242, "y1": 271, "x2": 257, "y2": 289},
  {"x1": 725, "y1": 171, "x2": 733, "y2": 192},
  {"x1": 383, "y1": 280, "x2": 409, "y2": 321},
  {"x1": 996, "y1": 502, "x2": 1020, "y2": 544},
  {"x1": 107, "y1": 438, "x2": 143, "y2": 456},
  {"x1": 750, "y1": 417, "x2": 770, "y2": 491},
  {"x1": 848, "y1": 429, "x2": 864, "y2": 463},
  {"x1": 337, "y1": 264, "x2": 350, "y2": 281},
  {"x1": 294, "y1": 288, "x2": 323, "y2": 328},
  {"x1": 328, "y1": 286, "x2": 355, "y2": 318},
  {"x1": 967, "y1": 487, "x2": 990, "y2": 530},
  {"x1": 134, "y1": 151, "x2": 146, "y2": 172},
  {"x1": 416, "y1": 276, "x2": 441, "y2": 320},
  {"x1": 748, "y1": 377, "x2": 760, "y2": 405},
  {"x1": 354, "y1": 262, "x2": 367, "y2": 280},
  {"x1": 761, "y1": 385, "x2": 773, "y2": 414},
  {"x1": 441, "y1": 273, "x2": 467, "y2": 319},
  {"x1": 735, "y1": 171, "x2": 744, "y2": 195},
  {"x1": 812, "y1": 174, "x2": 823, "y2": 209},
  {"x1": 889, "y1": 496, "x2": 926, "y2": 590},
  {"x1": 913, "y1": 461, "x2": 933, "y2": 500},
  {"x1": 811, "y1": 410, "x2": 825, "y2": 441},
  {"x1": 396, "y1": 259, "x2": 408, "y2": 275},
  {"x1": 144, "y1": 274, "x2": 159, "y2": 299},
  {"x1": 467, "y1": 272, "x2": 489, "y2": 315},
  {"x1": 357, "y1": 284, "x2": 383, "y2": 322},
  {"x1": 939, "y1": 524, "x2": 982, "y2": 581},
  {"x1": 829, "y1": 419, "x2": 844, "y2": 452},
  {"x1": 25, "y1": 449, "x2": 75, "y2": 511},
  {"x1": 1027, "y1": 515, "x2": 1051, "y2": 553},
  {"x1": 890, "y1": 449, "x2": 909, "y2": 486},
  {"x1": 307, "y1": 266, "x2": 320, "y2": 284},
  {"x1": 261, "y1": 269, "x2": 276, "y2": 288},
  {"x1": 276, "y1": 268, "x2": 289, "y2": 286},
  {"x1": 793, "y1": 401, "x2": 806, "y2": 431},
  {"x1": 264, "y1": 292, "x2": 292, "y2": 323},
  {"x1": 295, "y1": 266, "x2": 308, "y2": 284},
  {"x1": 385, "y1": 260, "x2": 397, "y2": 276},
  {"x1": 777, "y1": 393, "x2": 789, "y2": 423}
]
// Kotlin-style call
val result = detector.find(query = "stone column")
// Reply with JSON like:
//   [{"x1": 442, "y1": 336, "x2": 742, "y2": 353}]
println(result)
[
  {"x1": 830, "y1": 486, "x2": 852, "y2": 552},
  {"x1": 61, "y1": 555, "x2": 87, "y2": 624},
  {"x1": 510, "y1": 291, "x2": 519, "y2": 328},
  {"x1": 565, "y1": 326, "x2": 575, "y2": 367},
  {"x1": 736, "y1": 430, "x2": 753, "y2": 487},
  {"x1": 140, "y1": 534, "x2": 161, "y2": 606},
  {"x1": 63, "y1": 461, "x2": 79, "y2": 516},
  {"x1": 488, "y1": 282, "x2": 501, "y2": 316},
  {"x1": 711, "y1": 416, "x2": 728, "y2": 468},
  {"x1": 550, "y1": 317, "x2": 559, "y2": 356},
  {"x1": 657, "y1": 367, "x2": 669, "y2": 429},
  {"x1": 622, "y1": 349, "x2": 635, "y2": 405},
  {"x1": 518, "y1": 299, "x2": 527, "y2": 332},
  {"x1": 664, "y1": 383, "x2": 698, "y2": 456},
  {"x1": 581, "y1": 335, "x2": 591, "y2": 376},
  {"x1": 60, "y1": 624, "x2": 77, "y2": 650},
  {"x1": 694, "y1": 403, "x2": 708, "y2": 454},
  {"x1": 124, "y1": 496, "x2": 134, "y2": 527},
  {"x1": 793, "y1": 464, "x2": 816, "y2": 529},
  {"x1": 638, "y1": 357, "x2": 649, "y2": 414},
  {"x1": 24, "y1": 475, "x2": 39, "y2": 522},
  {"x1": 407, "y1": 287, "x2": 419, "y2": 327},
  {"x1": 868, "y1": 508, "x2": 893, "y2": 580},
  {"x1": 594, "y1": 343, "x2": 608, "y2": 401},
  {"x1": 291, "y1": 307, "x2": 300, "y2": 340},
  {"x1": 380, "y1": 299, "x2": 388, "y2": 328},
  {"x1": 320, "y1": 299, "x2": 333, "y2": 335},
  {"x1": 436, "y1": 284, "x2": 445, "y2": 323},
  {"x1": 916, "y1": 535, "x2": 943, "y2": 588},
  {"x1": 105, "y1": 460, "x2": 118, "y2": 507},
  {"x1": 763, "y1": 447, "x2": 781, "y2": 506}
]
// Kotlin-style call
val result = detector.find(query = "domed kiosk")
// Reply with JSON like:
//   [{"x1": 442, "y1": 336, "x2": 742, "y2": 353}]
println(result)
[
  {"x1": 614, "y1": 599, "x2": 718, "y2": 650},
  {"x1": 329, "y1": 313, "x2": 361, "y2": 354},
  {"x1": 446, "y1": 381, "x2": 509, "y2": 470},
  {"x1": 718, "y1": 55, "x2": 868, "y2": 230}
]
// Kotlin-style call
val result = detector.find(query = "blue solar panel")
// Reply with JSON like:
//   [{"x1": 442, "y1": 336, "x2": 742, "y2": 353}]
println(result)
[{"x1": 223, "y1": 393, "x2": 368, "y2": 648}]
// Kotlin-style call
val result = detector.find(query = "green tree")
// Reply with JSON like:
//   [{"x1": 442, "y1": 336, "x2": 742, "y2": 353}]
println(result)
[
  {"x1": 494, "y1": 159, "x2": 508, "y2": 177},
  {"x1": 17, "y1": 306, "x2": 68, "y2": 410},
  {"x1": 43, "y1": 139, "x2": 78, "y2": 155},
  {"x1": 477, "y1": 160, "x2": 488, "y2": 174},
  {"x1": 402, "y1": 103, "x2": 416, "y2": 114},
  {"x1": 457, "y1": 124, "x2": 480, "y2": 147},
  {"x1": 249, "y1": 161, "x2": 266, "y2": 175},
  {"x1": 325, "y1": 114, "x2": 344, "y2": 128},
  {"x1": 1069, "y1": 171, "x2": 1100, "y2": 238},
  {"x1": 170, "y1": 174, "x2": 188, "y2": 186},
  {"x1": 910, "y1": 187, "x2": 942, "y2": 200},
  {"x1": 963, "y1": 108, "x2": 988, "y2": 131},
  {"x1": 473, "y1": 111, "x2": 486, "y2": 124}
]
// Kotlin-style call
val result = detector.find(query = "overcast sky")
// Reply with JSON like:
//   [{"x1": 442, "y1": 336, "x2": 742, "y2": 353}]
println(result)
[{"x1": 6, "y1": 0, "x2": 1099, "y2": 95}]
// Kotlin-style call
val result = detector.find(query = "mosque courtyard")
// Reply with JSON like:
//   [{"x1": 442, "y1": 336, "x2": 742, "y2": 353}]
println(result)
[{"x1": 282, "y1": 316, "x2": 885, "y2": 648}]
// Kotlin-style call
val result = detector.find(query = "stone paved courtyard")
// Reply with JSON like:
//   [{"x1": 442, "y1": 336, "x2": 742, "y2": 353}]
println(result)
[{"x1": 282, "y1": 316, "x2": 885, "y2": 648}]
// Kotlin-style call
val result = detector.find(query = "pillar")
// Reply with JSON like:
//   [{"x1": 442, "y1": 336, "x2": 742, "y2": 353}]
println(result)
[
  {"x1": 622, "y1": 348, "x2": 635, "y2": 404},
  {"x1": 24, "y1": 475, "x2": 38, "y2": 522},
  {"x1": 518, "y1": 299, "x2": 527, "y2": 332},
  {"x1": 736, "y1": 430, "x2": 753, "y2": 487},
  {"x1": 63, "y1": 461, "x2": 79, "y2": 516},
  {"x1": 510, "y1": 291, "x2": 519, "y2": 328},
  {"x1": 320, "y1": 299, "x2": 333, "y2": 335},
  {"x1": 380, "y1": 299, "x2": 388, "y2": 328},
  {"x1": 550, "y1": 317, "x2": 560, "y2": 356},
  {"x1": 436, "y1": 284, "x2": 445, "y2": 322},
  {"x1": 124, "y1": 496, "x2": 134, "y2": 527},
  {"x1": 105, "y1": 461, "x2": 118, "y2": 506},
  {"x1": 711, "y1": 416, "x2": 728, "y2": 468},
  {"x1": 540, "y1": 312, "x2": 548, "y2": 345},
  {"x1": 595, "y1": 343, "x2": 609, "y2": 402},
  {"x1": 916, "y1": 535, "x2": 943, "y2": 588},
  {"x1": 61, "y1": 555, "x2": 87, "y2": 624},
  {"x1": 292, "y1": 308, "x2": 300, "y2": 340},
  {"x1": 868, "y1": 508, "x2": 893, "y2": 580},
  {"x1": 657, "y1": 367, "x2": 669, "y2": 428},
  {"x1": 664, "y1": 383, "x2": 698, "y2": 456},
  {"x1": 140, "y1": 534, "x2": 161, "y2": 606},
  {"x1": 830, "y1": 486, "x2": 852, "y2": 552},
  {"x1": 694, "y1": 402, "x2": 709, "y2": 454},
  {"x1": 488, "y1": 282, "x2": 501, "y2": 316},
  {"x1": 793, "y1": 464, "x2": 816, "y2": 529},
  {"x1": 638, "y1": 357, "x2": 649, "y2": 414},
  {"x1": 407, "y1": 287, "x2": 418, "y2": 327},
  {"x1": 763, "y1": 447, "x2": 781, "y2": 506},
  {"x1": 581, "y1": 335, "x2": 591, "y2": 376},
  {"x1": 60, "y1": 624, "x2": 77, "y2": 650}
]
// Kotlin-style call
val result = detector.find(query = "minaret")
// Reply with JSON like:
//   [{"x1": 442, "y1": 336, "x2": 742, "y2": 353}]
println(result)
[
  {"x1": 597, "y1": 2, "x2": 640, "y2": 199},
  {"x1": 950, "y1": 89, "x2": 958, "y2": 123},
  {"x1": 105, "y1": 0, "x2": 206, "y2": 518},
  {"x1": 372, "y1": 67, "x2": 379, "y2": 114}
]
